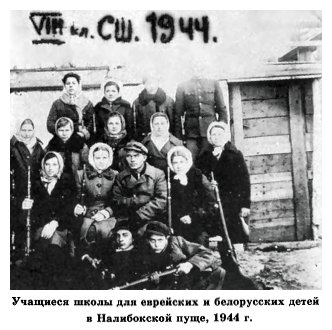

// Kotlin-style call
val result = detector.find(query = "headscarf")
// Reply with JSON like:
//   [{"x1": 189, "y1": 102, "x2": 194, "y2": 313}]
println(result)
[
  {"x1": 88, "y1": 142, "x2": 114, "y2": 173},
  {"x1": 40, "y1": 152, "x2": 64, "y2": 194},
  {"x1": 103, "y1": 111, "x2": 127, "y2": 142},
  {"x1": 15, "y1": 119, "x2": 38, "y2": 154},
  {"x1": 167, "y1": 146, "x2": 193, "y2": 186},
  {"x1": 207, "y1": 121, "x2": 231, "y2": 159},
  {"x1": 60, "y1": 80, "x2": 90, "y2": 124},
  {"x1": 150, "y1": 112, "x2": 170, "y2": 150}
]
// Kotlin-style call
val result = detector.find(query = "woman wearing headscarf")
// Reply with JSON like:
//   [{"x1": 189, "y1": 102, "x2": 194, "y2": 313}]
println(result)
[
  {"x1": 21, "y1": 151, "x2": 77, "y2": 288},
  {"x1": 47, "y1": 72, "x2": 94, "y2": 142},
  {"x1": 10, "y1": 119, "x2": 45, "y2": 250},
  {"x1": 93, "y1": 81, "x2": 133, "y2": 142},
  {"x1": 46, "y1": 117, "x2": 89, "y2": 175},
  {"x1": 74, "y1": 143, "x2": 118, "y2": 250},
  {"x1": 167, "y1": 146, "x2": 215, "y2": 244},
  {"x1": 133, "y1": 74, "x2": 175, "y2": 141},
  {"x1": 100, "y1": 111, "x2": 129, "y2": 171},
  {"x1": 142, "y1": 112, "x2": 182, "y2": 173},
  {"x1": 196, "y1": 121, "x2": 251, "y2": 244}
]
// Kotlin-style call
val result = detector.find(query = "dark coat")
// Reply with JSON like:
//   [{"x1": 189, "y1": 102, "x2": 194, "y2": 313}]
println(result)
[
  {"x1": 112, "y1": 163, "x2": 167, "y2": 223},
  {"x1": 142, "y1": 133, "x2": 183, "y2": 173},
  {"x1": 94, "y1": 97, "x2": 134, "y2": 141},
  {"x1": 140, "y1": 235, "x2": 218, "y2": 274},
  {"x1": 133, "y1": 89, "x2": 175, "y2": 141},
  {"x1": 46, "y1": 134, "x2": 89, "y2": 175},
  {"x1": 10, "y1": 136, "x2": 45, "y2": 203},
  {"x1": 197, "y1": 142, "x2": 251, "y2": 243},
  {"x1": 170, "y1": 167, "x2": 215, "y2": 240},
  {"x1": 31, "y1": 173, "x2": 77, "y2": 232},
  {"x1": 47, "y1": 98, "x2": 94, "y2": 140},
  {"x1": 174, "y1": 78, "x2": 228, "y2": 139}
]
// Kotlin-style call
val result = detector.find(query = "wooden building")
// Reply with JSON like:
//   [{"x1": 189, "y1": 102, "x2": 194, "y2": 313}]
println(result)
[{"x1": 10, "y1": 62, "x2": 322, "y2": 243}]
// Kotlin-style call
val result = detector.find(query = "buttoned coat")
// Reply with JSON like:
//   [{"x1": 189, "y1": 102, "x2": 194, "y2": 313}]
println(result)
[
  {"x1": 112, "y1": 163, "x2": 167, "y2": 222},
  {"x1": 174, "y1": 78, "x2": 228, "y2": 139}
]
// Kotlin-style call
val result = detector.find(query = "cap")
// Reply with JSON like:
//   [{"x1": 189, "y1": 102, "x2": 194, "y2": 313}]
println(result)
[
  {"x1": 124, "y1": 141, "x2": 148, "y2": 155},
  {"x1": 145, "y1": 221, "x2": 170, "y2": 237}
]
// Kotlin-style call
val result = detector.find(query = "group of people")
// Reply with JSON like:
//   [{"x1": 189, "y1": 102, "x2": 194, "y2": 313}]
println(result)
[{"x1": 10, "y1": 72, "x2": 251, "y2": 290}]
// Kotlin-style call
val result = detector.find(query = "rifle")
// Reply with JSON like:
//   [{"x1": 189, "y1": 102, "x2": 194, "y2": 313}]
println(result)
[
  {"x1": 25, "y1": 166, "x2": 32, "y2": 257},
  {"x1": 211, "y1": 172, "x2": 259, "y2": 290},
  {"x1": 167, "y1": 166, "x2": 172, "y2": 231},
  {"x1": 10, "y1": 169, "x2": 16, "y2": 254},
  {"x1": 109, "y1": 267, "x2": 177, "y2": 290},
  {"x1": 92, "y1": 112, "x2": 96, "y2": 135},
  {"x1": 81, "y1": 164, "x2": 87, "y2": 206}
]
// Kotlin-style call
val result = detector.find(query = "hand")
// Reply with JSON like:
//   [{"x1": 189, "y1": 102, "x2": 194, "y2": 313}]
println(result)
[
  {"x1": 77, "y1": 131, "x2": 85, "y2": 138},
  {"x1": 41, "y1": 220, "x2": 58, "y2": 239},
  {"x1": 92, "y1": 211, "x2": 106, "y2": 222},
  {"x1": 83, "y1": 255, "x2": 101, "y2": 269},
  {"x1": 22, "y1": 198, "x2": 34, "y2": 210},
  {"x1": 240, "y1": 208, "x2": 250, "y2": 218},
  {"x1": 74, "y1": 204, "x2": 86, "y2": 216},
  {"x1": 176, "y1": 262, "x2": 193, "y2": 275},
  {"x1": 180, "y1": 215, "x2": 191, "y2": 225}
]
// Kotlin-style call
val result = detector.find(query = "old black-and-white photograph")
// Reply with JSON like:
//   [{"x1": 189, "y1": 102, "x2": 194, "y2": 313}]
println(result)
[{"x1": 10, "y1": 10, "x2": 322, "y2": 292}]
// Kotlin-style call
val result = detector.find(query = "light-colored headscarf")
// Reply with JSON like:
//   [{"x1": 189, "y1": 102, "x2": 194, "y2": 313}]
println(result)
[
  {"x1": 40, "y1": 151, "x2": 64, "y2": 194},
  {"x1": 15, "y1": 119, "x2": 38, "y2": 154},
  {"x1": 167, "y1": 146, "x2": 193, "y2": 186},
  {"x1": 207, "y1": 121, "x2": 231, "y2": 159},
  {"x1": 150, "y1": 112, "x2": 170, "y2": 151},
  {"x1": 88, "y1": 142, "x2": 114, "y2": 173}
]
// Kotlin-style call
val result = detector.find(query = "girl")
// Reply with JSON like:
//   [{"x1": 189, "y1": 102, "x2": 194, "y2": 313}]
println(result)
[
  {"x1": 94, "y1": 81, "x2": 133, "y2": 142},
  {"x1": 100, "y1": 112, "x2": 129, "y2": 171},
  {"x1": 167, "y1": 146, "x2": 215, "y2": 244},
  {"x1": 10, "y1": 119, "x2": 44, "y2": 249},
  {"x1": 74, "y1": 143, "x2": 118, "y2": 248},
  {"x1": 47, "y1": 72, "x2": 94, "y2": 142},
  {"x1": 142, "y1": 112, "x2": 182, "y2": 173},
  {"x1": 22, "y1": 151, "x2": 77, "y2": 288},
  {"x1": 46, "y1": 117, "x2": 89, "y2": 175},
  {"x1": 196, "y1": 121, "x2": 251, "y2": 244}
]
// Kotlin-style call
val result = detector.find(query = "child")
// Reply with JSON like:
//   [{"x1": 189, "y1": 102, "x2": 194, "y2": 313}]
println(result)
[
  {"x1": 167, "y1": 146, "x2": 215, "y2": 244},
  {"x1": 46, "y1": 117, "x2": 89, "y2": 175}
]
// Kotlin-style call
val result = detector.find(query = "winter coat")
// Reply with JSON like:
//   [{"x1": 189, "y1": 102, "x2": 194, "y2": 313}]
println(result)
[
  {"x1": 139, "y1": 235, "x2": 218, "y2": 274},
  {"x1": 94, "y1": 97, "x2": 134, "y2": 141},
  {"x1": 31, "y1": 172, "x2": 77, "y2": 232},
  {"x1": 196, "y1": 141, "x2": 251, "y2": 243},
  {"x1": 10, "y1": 136, "x2": 45, "y2": 204},
  {"x1": 46, "y1": 134, "x2": 89, "y2": 175},
  {"x1": 112, "y1": 163, "x2": 167, "y2": 223},
  {"x1": 133, "y1": 89, "x2": 175, "y2": 141},
  {"x1": 170, "y1": 167, "x2": 216, "y2": 240},
  {"x1": 142, "y1": 133, "x2": 183, "y2": 173},
  {"x1": 47, "y1": 98, "x2": 94, "y2": 140},
  {"x1": 174, "y1": 78, "x2": 228, "y2": 139},
  {"x1": 76, "y1": 165, "x2": 118, "y2": 217}
]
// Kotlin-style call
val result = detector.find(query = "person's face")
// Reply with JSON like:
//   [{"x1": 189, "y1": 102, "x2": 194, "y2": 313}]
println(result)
[
  {"x1": 144, "y1": 78, "x2": 159, "y2": 94},
  {"x1": 126, "y1": 151, "x2": 146, "y2": 170},
  {"x1": 64, "y1": 77, "x2": 79, "y2": 95},
  {"x1": 57, "y1": 123, "x2": 73, "y2": 142},
  {"x1": 210, "y1": 127, "x2": 227, "y2": 147},
  {"x1": 20, "y1": 123, "x2": 34, "y2": 141},
  {"x1": 107, "y1": 116, "x2": 122, "y2": 135},
  {"x1": 44, "y1": 157, "x2": 60, "y2": 177},
  {"x1": 116, "y1": 229, "x2": 133, "y2": 250},
  {"x1": 152, "y1": 116, "x2": 169, "y2": 136},
  {"x1": 171, "y1": 155, "x2": 187, "y2": 174},
  {"x1": 104, "y1": 85, "x2": 119, "y2": 102},
  {"x1": 148, "y1": 234, "x2": 168, "y2": 253},
  {"x1": 93, "y1": 150, "x2": 110, "y2": 171}
]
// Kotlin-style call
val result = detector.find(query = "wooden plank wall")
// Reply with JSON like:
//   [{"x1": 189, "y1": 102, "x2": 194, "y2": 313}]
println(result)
[{"x1": 239, "y1": 82, "x2": 296, "y2": 242}]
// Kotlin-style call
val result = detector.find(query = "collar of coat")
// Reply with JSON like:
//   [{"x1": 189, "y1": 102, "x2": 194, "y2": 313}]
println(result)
[
  {"x1": 142, "y1": 133, "x2": 182, "y2": 146},
  {"x1": 98, "y1": 96, "x2": 130, "y2": 110},
  {"x1": 11, "y1": 135, "x2": 43, "y2": 147},
  {"x1": 119, "y1": 163, "x2": 158, "y2": 181},
  {"x1": 47, "y1": 134, "x2": 84, "y2": 153},
  {"x1": 85, "y1": 164, "x2": 117, "y2": 180}
]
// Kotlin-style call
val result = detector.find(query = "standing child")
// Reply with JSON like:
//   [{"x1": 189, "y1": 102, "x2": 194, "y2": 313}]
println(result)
[{"x1": 46, "y1": 117, "x2": 89, "y2": 175}]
